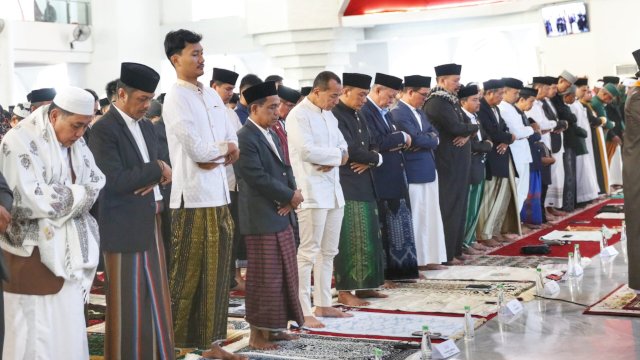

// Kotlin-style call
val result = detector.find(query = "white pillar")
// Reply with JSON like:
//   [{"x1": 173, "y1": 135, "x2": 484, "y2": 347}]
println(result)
[{"x1": 0, "y1": 20, "x2": 16, "y2": 105}]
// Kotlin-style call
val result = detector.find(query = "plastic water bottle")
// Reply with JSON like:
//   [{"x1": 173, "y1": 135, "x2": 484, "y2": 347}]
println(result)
[
  {"x1": 497, "y1": 284, "x2": 505, "y2": 316},
  {"x1": 420, "y1": 325, "x2": 432, "y2": 359},
  {"x1": 536, "y1": 268, "x2": 544, "y2": 295},
  {"x1": 600, "y1": 225, "x2": 609, "y2": 249},
  {"x1": 621, "y1": 221, "x2": 627, "y2": 242},
  {"x1": 464, "y1": 305, "x2": 475, "y2": 340},
  {"x1": 567, "y1": 252, "x2": 576, "y2": 277},
  {"x1": 373, "y1": 348, "x2": 383, "y2": 360},
  {"x1": 574, "y1": 244, "x2": 582, "y2": 268}
]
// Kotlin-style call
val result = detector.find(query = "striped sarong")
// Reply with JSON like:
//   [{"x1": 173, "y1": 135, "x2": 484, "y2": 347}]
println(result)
[
  {"x1": 169, "y1": 206, "x2": 234, "y2": 349},
  {"x1": 463, "y1": 181, "x2": 484, "y2": 248},
  {"x1": 335, "y1": 200, "x2": 384, "y2": 291},
  {"x1": 104, "y1": 209, "x2": 175, "y2": 360},
  {"x1": 378, "y1": 198, "x2": 418, "y2": 280},
  {"x1": 244, "y1": 226, "x2": 304, "y2": 330},
  {"x1": 521, "y1": 170, "x2": 543, "y2": 225}
]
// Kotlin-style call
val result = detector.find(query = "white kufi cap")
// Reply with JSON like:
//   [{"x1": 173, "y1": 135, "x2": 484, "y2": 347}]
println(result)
[{"x1": 52, "y1": 87, "x2": 95, "y2": 116}]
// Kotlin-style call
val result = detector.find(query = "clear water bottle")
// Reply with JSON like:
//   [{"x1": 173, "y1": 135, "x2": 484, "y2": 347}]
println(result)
[
  {"x1": 574, "y1": 244, "x2": 582, "y2": 268},
  {"x1": 600, "y1": 225, "x2": 609, "y2": 249},
  {"x1": 621, "y1": 221, "x2": 627, "y2": 242},
  {"x1": 536, "y1": 268, "x2": 544, "y2": 295},
  {"x1": 464, "y1": 305, "x2": 475, "y2": 340},
  {"x1": 373, "y1": 347, "x2": 383, "y2": 360},
  {"x1": 497, "y1": 284, "x2": 505, "y2": 316},
  {"x1": 420, "y1": 325, "x2": 432, "y2": 359},
  {"x1": 567, "y1": 252, "x2": 576, "y2": 277}
]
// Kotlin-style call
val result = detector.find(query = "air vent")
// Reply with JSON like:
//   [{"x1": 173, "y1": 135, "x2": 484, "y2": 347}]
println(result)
[{"x1": 615, "y1": 64, "x2": 638, "y2": 76}]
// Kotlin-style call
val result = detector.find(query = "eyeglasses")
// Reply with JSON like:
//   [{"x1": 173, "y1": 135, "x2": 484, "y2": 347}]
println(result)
[{"x1": 415, "y1": 92, "x2": 429, "y2": 97}]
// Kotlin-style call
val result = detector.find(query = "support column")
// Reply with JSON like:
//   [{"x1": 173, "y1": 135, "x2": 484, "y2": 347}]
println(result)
[{"x1": 0, "y1": 20, "x2": 16, "y2": 105}]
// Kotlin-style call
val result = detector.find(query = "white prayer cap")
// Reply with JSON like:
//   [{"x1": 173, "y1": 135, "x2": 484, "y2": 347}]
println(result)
[
  {"x1": 12, "y1": 103, "x2": 31, "y2": 119},
  {"x1": 622, "y1": 78, "x2": 637, "y2": 87},
  {"x1": 52, "y1": 87, "x2": 95, "y2": 116},
  {"x1": 595, "y1": 81, "x2": 604, "y2": 88}
]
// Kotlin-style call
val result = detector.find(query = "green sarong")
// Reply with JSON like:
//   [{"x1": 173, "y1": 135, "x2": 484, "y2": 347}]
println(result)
[{"x1": 463, "y1": 181, "x2": 484, "y2": 247}]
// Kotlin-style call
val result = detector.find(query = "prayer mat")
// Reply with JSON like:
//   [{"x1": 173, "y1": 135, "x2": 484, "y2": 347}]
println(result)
[
  {"x1": 540, "y1": 230, "x2": 605, "y2": 242},
  {"x1": 584, "y1": 284, "x2": 640, "y2": 318},
  {"x1": 462, "y1": 255, "x2": 558, "y2": 268},
  {"x1": 424, "y1": 265, "x2": 543, "y2": 282},
  {"x1": 595, "y1": 212, "x2": 625, "y2": 219},
  {"x1": 597, "y1": 204, "x2": 624, "y2": 213},
  {"x1": 228, "y1": 296, "x2": 246, "y2": 317},
  {"x1": 87, "y1": 321, "x2": 105, "y2": 334},
  {"x1": 490, "y1": 199, "x2": 624, "y2": 258},
  {"x1": 231, "y1": 334, "x2": 418, "y2": 359},
  {"x1": 305, "y1": 309, "x2": 484, "y2": 341}
]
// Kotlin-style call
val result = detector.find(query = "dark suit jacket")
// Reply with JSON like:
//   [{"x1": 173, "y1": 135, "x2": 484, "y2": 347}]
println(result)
[
  {"x1": 462, "y1": 112, "x2": 492, "y2": 185},
  {"x1": 234, "y1": 120, "x2": 296, "y2": 235},
  {"x1": 391, "y1": 101, "x2": 439, "y2": 183},
  {"x1": 551, "y1": 94, "x2": 587, "y2": 155},
  {"x1": 0, "y1": 172, "x2": 12, "y2": 281},
  {"x1": 360, "y1": 100, "x2": 407, "y2": 199},
  {"x1": 89, "y1": 107, "x2": 163, "y2": 253},
  {"x1": 478, "y1": 98, "x2": 515, "y2": 179},
  {"x1": 332, "y1": 101, "x2": 378, "y2": 202}
]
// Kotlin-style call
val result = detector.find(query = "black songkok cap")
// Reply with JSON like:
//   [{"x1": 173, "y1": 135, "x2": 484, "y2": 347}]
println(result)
[
  {"x1": 230, "y1": 93, "x2": 239, "y2": 103},
  {"x1": 602, "y1": 76, "x2": 620, "y2": 85},
  {"x1": 120, "y1": 62, "x2": 160, "y2": 93},
  {"x1": 404, "y1": 75, "x2": 431, "y2": 88},
  {"x1": 574, "y1": 78, "x2": 589, "y2": 87},
  {"x1": 277, "y1": 85, "x2": 302, "y2": 104},
  {"x1": 374, "y1": 73, "x2": 403, "y2": 90},
  {"x1": 212, "y1": 68, "x2": 239, "y2": 86},
  {"x1": 300, "y1": 86, "x2": 312, "y2": 96},
  {"x1": 27, "y1": 88, "x2": 56, "y2": 103},
  {"x1": 458, "y1": 85, "x2": 479, "y2": 99},
  {"x1": 502, "y1": 77, "x2": 523, "y2": 89},
  {"x1": 545, "y1": 76, "x2": 559, "y2": 85},
  {"x1": 483, "y1": 79, "x2": 505, "y2": 91},
  {"x1": 243, "y1": 81, "x2": 278, "y2": 104},
  {"x1": 519, "y1": 87, "x2": 538, "y2": 99},
  {"x1": 99, "y1": 98, "x2": 110, "y2": 107},
  {"x1": 434, "y1": 63, "x2": 462, "y2": 77},
  {"x1": 532, "y1": 76, "x2": 547, "y2": 85},
  {"x1": 343, "y1": 73, "x2": 372, "y2": 89}
]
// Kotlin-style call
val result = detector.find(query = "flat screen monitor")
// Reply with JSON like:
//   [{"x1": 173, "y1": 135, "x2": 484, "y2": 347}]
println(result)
[{"x1": 542, "y1": 1, "x2": 589, "y2": 37}]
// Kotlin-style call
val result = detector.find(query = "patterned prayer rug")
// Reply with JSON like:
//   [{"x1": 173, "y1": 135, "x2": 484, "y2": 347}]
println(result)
[
  {"x1": 228, "y1": 296, "x2": 246, "y2": 317},
  {"x1": 463, "y1": 255, "x2": 559, "y2": 268},
  {"x1": 584, "y1": 284, "x2": 640, "y2": 318},
  {"x1": 231, "y1": 334, "x2": 418, "y2": 359}
]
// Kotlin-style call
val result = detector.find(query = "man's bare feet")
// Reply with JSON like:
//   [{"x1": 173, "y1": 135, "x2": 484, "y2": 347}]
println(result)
[
  {"x1": 444, "y1": 257, "x2": 464, "y2": 265},
  {"x1": 463, "y1": 247, "x2": 482, "y2": 255},
  {"x1": 382, "y1": 280, "x2": 398, "y2": 289},
  {"x1": 425, "y1": 263, "x2": 448, "y2": 270},
  {"x1": 478, "y1": 239, "x2": 501, "y2": 248},
  {"x1": 355, "y1": 289, "x2": 389, "y2": 299},
  {"x1": 471, "y1": 242, "x2": 489, "y2": 251},
  {"x1": 303, "y1": 315, "x2": 325, "y2": 328},
  {"x1": 249, "y1": 328, "x2": 278, "y2": 350},
  {"x1": 456, "y1": 254, "x2": 471, "y2": 260},
  {"x1": 338, "y1": 291, "x2": 370, "y2": 306},
  {"x1": 314, "y1": 306, "x2": 354, "y2": 318},
  {"x1": 269, "y1": 331, "x2": 299, "y2": 341},
  {"x1": 201, "y1": 342, "x2": 248, "y2": 360}
]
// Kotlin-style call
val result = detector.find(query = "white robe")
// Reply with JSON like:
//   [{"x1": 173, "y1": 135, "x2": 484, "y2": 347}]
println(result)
[
  {"x1": 409, "y1": 178, "x2": 447, "y2": 265},
  {"x1": 569, "y1": 102, "x2": 599, "y2": 202},
  {"x1": 610, "y1": 146, "x2": 624, "y2": 186}
]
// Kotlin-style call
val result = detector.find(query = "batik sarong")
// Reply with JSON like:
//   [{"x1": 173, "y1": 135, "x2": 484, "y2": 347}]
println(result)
[
  {"x1": 377, "y1": 198, "x2": 418, "y2": 280},
  {"x1": 521, "y1": 170, "x2": 543, "y2": 225}
]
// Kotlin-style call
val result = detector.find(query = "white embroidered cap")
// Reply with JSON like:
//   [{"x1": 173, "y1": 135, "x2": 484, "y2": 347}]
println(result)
[
  {"x1": 52, "y1": 87, "x2": 95, "y2": 116},
  {"x1": 12, "y1": 102, "x2": 31, "y2": 119}
]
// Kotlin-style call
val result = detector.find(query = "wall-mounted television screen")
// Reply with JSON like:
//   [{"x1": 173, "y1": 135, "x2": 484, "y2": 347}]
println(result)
[{"x1": 542, "y1": 1, "x2": 589, "y2": 37}]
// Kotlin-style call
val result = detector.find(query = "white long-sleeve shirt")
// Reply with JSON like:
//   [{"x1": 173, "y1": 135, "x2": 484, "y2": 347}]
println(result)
[
  {"x1": 526, "y1": 99, "x2": 558, "y2": 152},
  {"x1": 163, "y1": 79, "x2": 238, "y2": 208},
  {"x1": 498, "y1": 101, "x2": 533, "y2": 164},
  {"x1": 286, "y1": 97, "x2": 347, "y2": 209}
]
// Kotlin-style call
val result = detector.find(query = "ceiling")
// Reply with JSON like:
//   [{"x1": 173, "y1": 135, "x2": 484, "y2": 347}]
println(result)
[{"x1": 343, "y1": 0, "x2": 507, "y2": 16}]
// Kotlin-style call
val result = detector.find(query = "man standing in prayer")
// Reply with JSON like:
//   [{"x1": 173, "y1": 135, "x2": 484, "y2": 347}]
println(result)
[
  {"x1": 89, "y1": 62, "x2": 176, "y2": 359},
  {"x1": 235, "y1": 74, "x2": 263, "y2": 125},
  {"x1": 162, "y1": 29, "x2": 241, "y2": 358},
  {"x1": 477, "y1": 79, "x2": 521, "y2": 243},
  {"x1": 459, "y1": 84, "x2": 495, "y2": 251},
  {"x1": 624, "y1": 48, "x2": 640, "y2": 294},
  {"x1": 392, "y1": 75, "x2": 447, "y2": 269},
  {"x1": 332, "y1": 73, "x2": 386, "y2": 306},
  {"x1": 498, "y1": 78, "x2": 535, "y2": 214},
  {"x1": 287, "y1": 71, "x2": 349, "y2": 328},
  {"x1": 234, "y1": 81, "x2": 304, "y2": 349},
  {"x1": 273, "y1": 85, "x2": 302, "y2": 166},
  {"x1": 361, "y1": 73, "x2": 417, "y2": 278},
  {"x1": 26, "y1": 88, "x2": 56, "y2": 112},
  {"x1": 0, "y1": 172, "x2": 12, "y2": 357},
  {"x1": 423, "y1": 64, "x2": 479, "y2": 265},
  {"x1": 211, "y1": 67, "x2": 247, "y2": 291},
  {"x1": 591, "y1": 82, "x2": 619, "y2": 193},
  {"x1": 0, "y1": 87, "x2": 105, "y2": 359}
]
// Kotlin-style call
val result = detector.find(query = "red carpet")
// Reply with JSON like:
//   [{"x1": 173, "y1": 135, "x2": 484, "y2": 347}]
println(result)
[{"x1": 489, "y1": 198, "x2": 624, "y2": 258}]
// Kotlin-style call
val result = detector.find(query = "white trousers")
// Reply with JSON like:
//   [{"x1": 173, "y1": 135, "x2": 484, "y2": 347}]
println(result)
[
  {"x1": 3, "y1": 280, "x2": 89, "y2": 360},
  {"x1": 514, "y1": 162, "x2": 530, "y2": 213},
  {"x1": 408, "y1": 180, "x2": 447, "y2": 265},
  {"x1": 296, "y1": 207, "x2": 344, "y2": 316}
]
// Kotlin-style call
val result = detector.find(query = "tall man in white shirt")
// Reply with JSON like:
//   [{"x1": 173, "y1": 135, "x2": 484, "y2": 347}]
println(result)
[
  {"x1": 162, "y1": 30, "x2": 242, "y2": 359},
  {"x1": 498, "y1": 78, "x2": 536, "y2": 214},
  {"x1": 287, "y1": 71, "x2": 349, "y2": 328},
  {"x1": 89, "y1": 62, "x2": 175, "y2": 359}
]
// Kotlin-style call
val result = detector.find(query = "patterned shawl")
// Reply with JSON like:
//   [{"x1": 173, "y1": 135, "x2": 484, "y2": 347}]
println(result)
[
  {"x1": 0, "y1": 105, "x2": 105, "y2": 301},
  {"x1": 427, "y1": 85, "x2": 460, "y2": 105}
]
